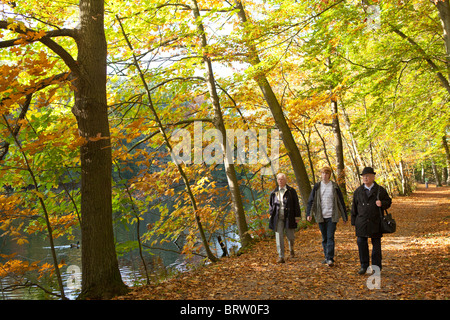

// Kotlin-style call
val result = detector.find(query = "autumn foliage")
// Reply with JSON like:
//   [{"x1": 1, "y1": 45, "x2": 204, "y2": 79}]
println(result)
[
  {"x1": 116, "y1": 185, "x2": 450, "y2": 300},
  {"x1": 1, "y1": 0, "x2": 449, "y2": 299}
]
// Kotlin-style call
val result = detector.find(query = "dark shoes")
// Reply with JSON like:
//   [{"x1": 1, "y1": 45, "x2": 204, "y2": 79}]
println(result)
[
  {"x1": 358, "y1": 267, "x2": 367, "y2": 275},
  {"x1": 322, "y1": 259, "x2": 334, "y2": 266},
  {"x1": 358, "y1": 266, "x2": 381, "y2": 275}
]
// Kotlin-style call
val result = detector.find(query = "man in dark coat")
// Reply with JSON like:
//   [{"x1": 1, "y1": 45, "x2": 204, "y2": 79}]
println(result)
[
  {"x1": 351, "y1": 167, "x2": 392, "y2": 274},
  {"x1": 269, "y1": 173, "x2": 301, "y2": 263}
]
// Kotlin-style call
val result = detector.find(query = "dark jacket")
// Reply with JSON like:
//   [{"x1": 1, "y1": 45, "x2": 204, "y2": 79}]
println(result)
[
  {"x1": 351, "y1": 182, "x2": 392, "y2": 237},
  {"x1": 306, "y1": 181, "x2": 348, "y2": 223},
  {"x1": 269, "y1": 185, "x2": 301, "y2": 231}
]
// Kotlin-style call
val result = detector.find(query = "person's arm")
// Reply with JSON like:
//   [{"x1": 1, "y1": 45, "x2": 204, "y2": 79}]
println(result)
[
  {"x1": 379, "y1": 186, "x2": 392, "y2": 210},
  {"x1": 292, "y1": 189, "x2": 302, "y2": 222},
  {"x1": 336, "y1": 186, "x2": 348, "y2": 222},
  {"x1": 351, "y1": 190, "x2": 358, "y2": 226},
  {"x1": 306, "y1": 184, "x2": 317, "y2": 219},
  {"x1": 269, "y1": 192, "x2": 274, "y2": 216}
]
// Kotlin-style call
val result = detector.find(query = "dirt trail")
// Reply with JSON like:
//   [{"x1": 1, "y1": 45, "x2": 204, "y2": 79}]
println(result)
[{"x1": 117, "y1": 185, "x2": 449, "y2": 300}]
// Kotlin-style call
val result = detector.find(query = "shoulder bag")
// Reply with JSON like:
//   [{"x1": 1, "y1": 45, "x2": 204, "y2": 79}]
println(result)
[{"x1": 377, "y1": 186, "x2": 397, "y2": 234}]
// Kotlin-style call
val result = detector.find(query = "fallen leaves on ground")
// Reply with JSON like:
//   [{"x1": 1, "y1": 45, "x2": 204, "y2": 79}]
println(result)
[{"x1": 115, "y1": 185, "x2": 449, "y2": 300}]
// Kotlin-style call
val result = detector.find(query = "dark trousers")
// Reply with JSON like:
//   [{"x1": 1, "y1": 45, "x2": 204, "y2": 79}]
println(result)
[
  {"x1": 318, "y1": 218, "x2": 337, "y2": 262},
  {"x1": 357, "y1": 236, "x2": 382, "y2": 270}
]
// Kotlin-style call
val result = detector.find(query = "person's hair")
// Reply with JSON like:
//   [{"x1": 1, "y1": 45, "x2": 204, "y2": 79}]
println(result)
[
  {"x1": 320, "y1": 166, "x2": 332, "y2": 174},
  {"x1": 277, "y1": 173, "x2": 286, "y2": 179}
]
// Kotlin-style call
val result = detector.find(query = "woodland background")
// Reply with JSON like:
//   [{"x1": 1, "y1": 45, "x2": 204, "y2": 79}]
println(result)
[{"x1": 0, "y1": 0, "x2": 449, "y2": 299}]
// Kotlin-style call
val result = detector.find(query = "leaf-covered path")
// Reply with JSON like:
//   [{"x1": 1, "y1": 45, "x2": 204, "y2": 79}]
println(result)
[{"x1": 116, "y1": 185, "x2": 449, "y2": 300}]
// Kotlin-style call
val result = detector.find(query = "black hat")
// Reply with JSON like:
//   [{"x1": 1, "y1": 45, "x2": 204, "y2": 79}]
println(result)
[{"x1": 360, "y1": 167, "x2": 376, "y2": 175}]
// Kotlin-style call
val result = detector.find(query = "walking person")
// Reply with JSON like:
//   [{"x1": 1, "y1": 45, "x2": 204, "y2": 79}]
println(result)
[
  {"x1": 269, "y1": 173, "x2": 302, "y2": 263},
  {"x1": 351, "y1": 167, "x2": 392, "y2": 274},
  {"x1": 306, "y1": 167, "x2": 348, "y2": 266}
]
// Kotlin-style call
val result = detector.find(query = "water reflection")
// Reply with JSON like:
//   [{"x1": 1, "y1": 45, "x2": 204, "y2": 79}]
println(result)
[
  {"x1": 0, "y1": 231, "x2": 181, "y2": 300},
  {"x1": 0, "y1": 245, "x2": 176, "y2": 300},
  {"x1": 0, "y1": 230, "x2": 239, "y2": 300}
]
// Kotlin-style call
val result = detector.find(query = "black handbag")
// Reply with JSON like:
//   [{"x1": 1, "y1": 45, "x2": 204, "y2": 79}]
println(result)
[
  {"x1": 377, "y1": 186, "x2": 397, "y2": 234},
  {"x1": 380, "y1": 209, "x2": 397, "y2": 233}
]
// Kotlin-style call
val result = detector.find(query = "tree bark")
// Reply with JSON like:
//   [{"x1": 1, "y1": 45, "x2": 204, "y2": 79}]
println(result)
[
  {"x1": 435, "y1": 0, "x2": 450, "y2": 75},
  {"x1": 442, "y1": 135, "x2": 450, "y2": 185},
  {"x1": 325, "y1": 57, "x2": 347, "y2": 196},
  {"x1": 235, "y1": 1, "x2": 311, "y2": 206},
  {"x1": 330, "y1": 98, "x2": 347, "y2": 195},
  {"x1": 116, "y1": 15, "x2": 218, "y2": 262},
  {"x1": 431, "y1": 159, "x2": 443, "y2": 187},
  {"x1": 191, "y1": 0, "x2": 252, "y2": 248},
  {"x1": 73, "y1": 0, "x2": 128, "y2": 299},
  {"x1": 390, "y1": 22, "x2": 450, "y2": 95}
]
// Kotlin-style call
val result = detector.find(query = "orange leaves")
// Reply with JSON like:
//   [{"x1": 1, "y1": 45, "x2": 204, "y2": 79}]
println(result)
[
  {"x1": 13, "y1": 29, "x2": 48, "y2": 45},
  {"x1": 0, "y1": 218, "x2": 28, "y2": 245},
  {"x1": 116, "y1": 186, "x2": 450, "y2": 301},
  {"x1": 0, "y1": 259, "x2": 66, "y2": 281},
  {"x1": 0, "y1": 260, "x2": 39, "y2": 278},
  {"x1": 38, "y1": 261, "x2": 66, "y2": 279},
  {"x1": 287, "y1": 93, "x2": 336, "y2": 126}
]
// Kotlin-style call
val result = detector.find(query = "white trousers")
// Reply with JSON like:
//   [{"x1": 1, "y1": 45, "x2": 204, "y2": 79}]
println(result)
[{"x1": 275, "y1": 217, "x2": 295, "y2": 258}]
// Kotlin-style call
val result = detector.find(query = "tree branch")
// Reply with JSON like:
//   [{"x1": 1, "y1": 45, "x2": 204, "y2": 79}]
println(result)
[
  {"x1": 389, "y1": 23, "x2": 450, "y2": 95},
  {"x1": 0, "y1": 21, "x2": 80, "y2": 76}
]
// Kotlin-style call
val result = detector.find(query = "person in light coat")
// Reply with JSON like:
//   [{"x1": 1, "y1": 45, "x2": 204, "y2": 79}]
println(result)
[
  {"x1": 269, "y1": 173, "x2": 301, "y2": 263},
  {"x1": 306, "y1": 167, "x2": 348, "y2": 266}
]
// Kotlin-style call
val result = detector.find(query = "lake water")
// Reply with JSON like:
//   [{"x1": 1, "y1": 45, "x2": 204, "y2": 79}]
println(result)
[{"x1": 0, "y1": 224, "x2": 238, "y2": 300}]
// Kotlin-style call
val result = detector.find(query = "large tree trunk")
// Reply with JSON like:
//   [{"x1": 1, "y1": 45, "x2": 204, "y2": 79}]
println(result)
[
  {"x1": 73, "y1": 0, "x2": 128, "y2": 299},
  {"x1": 191, "y1": 0, "x2": 252, "y2": 248},
  {"x1": 326, "y1": 57, "x2": 347, "y2": 197},
  {"x1": 434, "y1": 2, "x2": 450, "y2": 186},
  {"x1": 443, "y1": 135, "x2": 450, "y2": 185},
  {"x1": 431, "y1": 159, "x2": 442, "y2": 187},
  {"x1": 330, "y1": 98, "x2": 347, "y2": 195},
  {"x1": 235, "y1": 1, "x2": 311, "y2": 206},
  {"x1": 436, "y1": 0, "x2": 450, "y2": 75}
]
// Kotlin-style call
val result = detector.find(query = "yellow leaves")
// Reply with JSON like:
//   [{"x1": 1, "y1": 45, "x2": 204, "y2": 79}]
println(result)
[
  {"x1": 13, "y1": 30, "x2": 47, "y2": 45},
  {"x1": 0, "y1": 259, "x2": 39, "y2": 278},
  {"x1": 16, "y1": 238, "x2": 29, "y2": 245},
  {"x1": 0, "y1": 257, "x2": 64, "y2": 283},
  {"x1": 6, "y1": 18, "x2": 27, "y2": 33},
  {"x1": 0, "y1": 258, "x2": 64, "y2": 282},
  {"x1": 31, "y1": 189, "x2": 45, "y2": 199},
  {"x1": 37, "y1": 261, "x2": 66, "y2": 279},
  {"x1": 287, "y1": 93, "x2": 334, "y2": 126}
]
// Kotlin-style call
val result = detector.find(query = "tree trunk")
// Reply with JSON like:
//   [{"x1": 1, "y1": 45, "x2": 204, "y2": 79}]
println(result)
[
  {"x1": 235, "y1": 1, "x2": 311, "y2": 206},
  {"x1": 191, "y1": 0, "x2": 252, "y2": 248},
  {"x1": 330, "y1": 97, "x2": 347, "y2": 196},
  {"x1": 442, "y1": 135, "x2": 450, "y2": 185},
  {"x1": 324, "y1": 56, "x2": 347, "y2": 197},
  {"x1": 431, "y1": 159, "x2": 442, "y2": 187},
  {"x1": 116, "y1": 15, "x2": 218, "y2": 262},
  {"x1": 314, "y1": 124, "x2": 336, "y2": 181},
  {"x1": 73, "y1": 0, "x2": 128, "y2": 299},
  {"x1": 436, "y1": 0, "x2": 450, "y2": 75},
  {"x1": 390, "y1": 22, "x2": 450, "y2": 95},
  {"x1": 398, "y1": 159, "x2": 410, "y2": 195}
]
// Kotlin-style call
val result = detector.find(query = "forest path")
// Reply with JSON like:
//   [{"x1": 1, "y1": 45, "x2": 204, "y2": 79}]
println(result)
[{"x1": 116, "y1": 185, "x2": 449, "y2": 300}]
